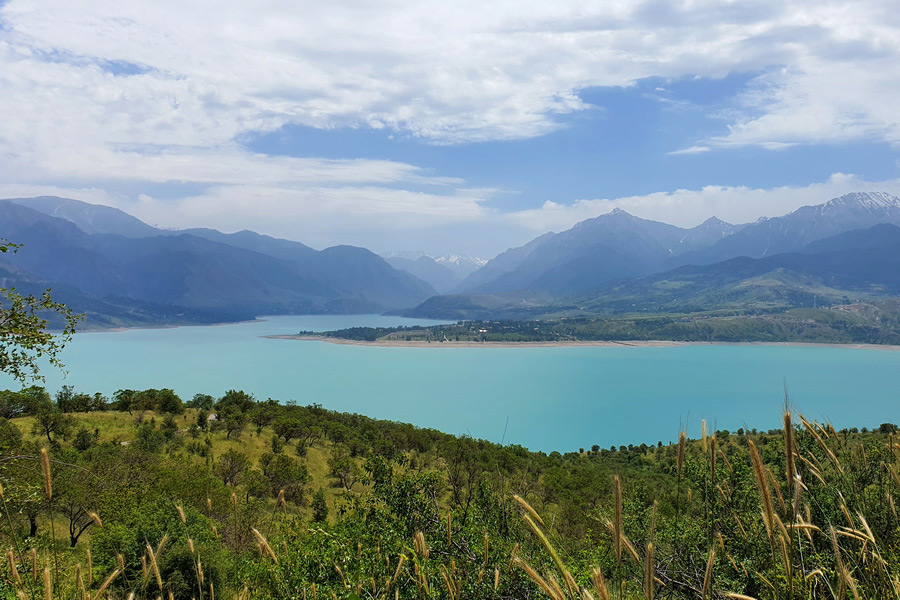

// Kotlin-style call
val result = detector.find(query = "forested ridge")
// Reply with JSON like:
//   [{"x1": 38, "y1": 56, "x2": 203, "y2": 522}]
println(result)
[{"x1": 1, "y1": 385, "x2": 899, "y2": 599}]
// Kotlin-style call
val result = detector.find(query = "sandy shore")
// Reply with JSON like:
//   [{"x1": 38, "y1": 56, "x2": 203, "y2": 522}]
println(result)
[{"x1": 264, "y1": 335, "x2": 900, "y2": 351}]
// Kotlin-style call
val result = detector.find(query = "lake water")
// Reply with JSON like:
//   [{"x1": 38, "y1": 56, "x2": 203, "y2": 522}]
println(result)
[{"x1": 4, "y1": 315, "x2": 900, "y2": 452}]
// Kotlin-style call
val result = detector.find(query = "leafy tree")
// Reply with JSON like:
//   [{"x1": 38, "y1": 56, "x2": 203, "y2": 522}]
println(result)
[
  {"x1": 259, "y1": 452, "x2": 310, "y2": 503},
  {"x1": 214, "y1": 448, "x2": 250, "y2": 486},
  {"x1": 328, "y1": 445, "x2": 361, "y2": 492},
  {"x1": 250, "y1": 402, "x2": 277, "y2": 435},
  {"x1": 216, "y1": 389, "x2": 255, "y2": 413},
  {"x1": 221, "y1": 407, "x2": 247, "y2": 439},
  {"x1": 31, "y1": 405, "x2": 75, "y2": 444},
  {"x1": 188, "y1": 393, "x2": 215, "y2": 410},
  {"x1": 0, "y1": 240, "x2": 81, "y2": 382},
  {"x1": 272, "y1": 416, "x2": 303, "y2": 444}
]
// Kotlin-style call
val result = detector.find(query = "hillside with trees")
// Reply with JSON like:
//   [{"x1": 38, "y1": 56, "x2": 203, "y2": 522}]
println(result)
[{"x1": 1, "y1": 383, "x2": 899, "y2": 599}]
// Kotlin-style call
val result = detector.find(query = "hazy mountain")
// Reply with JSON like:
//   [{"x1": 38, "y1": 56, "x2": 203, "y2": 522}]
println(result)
[
  {"x1": 455, "y1": 209, "x2": 741, "y2": 295},
  {"x1": 578, "y1": 223, "x2": 900, "y2": 313},
  {"x1": 679, "y1": 192, "x2": 900, "y2": 265},
  {"x1": 385, "y1": 255, "x2": 460, "y2": 293},
  {"x1": 382, "y1": 251, "x2": 487, "y2": 279},
  {"x1": 0, "y1": 200, "x2": 437, "y2": 325},
  {"x1": 432, "y1": 254, "x2": 488, "y2": 278},
  {"x1": 405, "y1": 218, "x2": 900, "y2": 320},
  {"x1": 7, "y1": 196, "x2": 160, "y2": 237}
]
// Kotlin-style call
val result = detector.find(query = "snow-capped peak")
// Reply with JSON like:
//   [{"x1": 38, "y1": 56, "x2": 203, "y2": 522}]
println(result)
[{"x1": 825, "y1": 191, "x2": 900, "y2": 210}]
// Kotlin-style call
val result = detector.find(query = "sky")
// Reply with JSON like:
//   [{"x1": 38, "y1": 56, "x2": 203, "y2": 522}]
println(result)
[{"x1": 1, "y1": 0, "x2": 899, "y2": 258}]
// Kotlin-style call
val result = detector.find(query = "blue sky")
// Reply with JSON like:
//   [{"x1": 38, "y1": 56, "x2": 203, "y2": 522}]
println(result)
[{"x1": 0, "y1": 0, "x2": 899, "y2": 256}]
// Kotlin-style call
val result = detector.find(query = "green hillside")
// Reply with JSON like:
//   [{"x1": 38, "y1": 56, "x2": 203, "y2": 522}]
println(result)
[{"x1": 1, "y1": 385, "x2": 899, "y2": 599}]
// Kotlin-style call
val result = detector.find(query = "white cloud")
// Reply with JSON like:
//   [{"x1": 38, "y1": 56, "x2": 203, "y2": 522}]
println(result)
[
  {"x1": 505, "y1": 173, "x2": 900, "y2": 234},
  {"x1": 0, "y1": 0, "x2": 898, "y2": 256}
]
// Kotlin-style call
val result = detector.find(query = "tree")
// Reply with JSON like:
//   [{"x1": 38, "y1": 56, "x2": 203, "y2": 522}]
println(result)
[
  {"x1": 0, "y1": 240, "x2": 81, "y2": 382},
  {"x1": 259, "y1": 453, "x2": 310, "y2": 503},
  {"x1": 31, "y1": 405, "x2": 75, "y2": 444},
  {"x1": 188, "y1": 393, "x2": 215, "y2": 410},
  {"x1": 214, "y1": 449, "x2": 250, "y2": 486},
  {"x1": 221, "y1": 407, "x2": 247, "y2": 439},
  {"x1": 328, "y1": 445, "x2": 361, "y2": 492}
]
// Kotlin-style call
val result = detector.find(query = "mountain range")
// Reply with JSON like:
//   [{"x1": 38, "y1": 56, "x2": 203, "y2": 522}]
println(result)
[
  {"x1": 403, "y1": 191, "x2": 900, "y2": 319},
  {"x1": 1, "y1": 191, "x2": 899, "y2": 327},
  {"x1": 0, "y1": 197, "x2": 437, "y2": 327}
]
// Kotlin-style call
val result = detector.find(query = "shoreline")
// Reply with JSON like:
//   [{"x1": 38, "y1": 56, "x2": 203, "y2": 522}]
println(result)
[
  {"x1": 264, "y1": 335, "x2": 900, "y2": 351},
  {"x1": 72, "y1": 318, "x2": 265, "y2": 334}
]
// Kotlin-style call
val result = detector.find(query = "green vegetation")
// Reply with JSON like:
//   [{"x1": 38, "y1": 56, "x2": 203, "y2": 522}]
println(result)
[
  {"x1": 1, "y1": 384, "x2": 900, "y2": 599},
  {"x1": 0, "y1": 240, "x2": 81, "y2": 382},
  {"x1": 306, "y1": 301, "x2": 900, "y2": 345}
]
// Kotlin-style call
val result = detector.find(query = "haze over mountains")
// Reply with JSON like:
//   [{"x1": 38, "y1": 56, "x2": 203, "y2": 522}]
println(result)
[
  {"x1": 405, "y1": 191, "x2": 900, "y2": 319},
  {"x1": 1, "y1": 191, "x2": 899, "y2": 327},
  {"x1": 0, "y1": 197, "x2": 437, "y2": 327}
]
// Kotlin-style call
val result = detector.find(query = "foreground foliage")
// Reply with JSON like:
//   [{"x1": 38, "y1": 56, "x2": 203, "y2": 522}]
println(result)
[{"x1": 0, "y1": 386, "x2": 898, "y2": 599}]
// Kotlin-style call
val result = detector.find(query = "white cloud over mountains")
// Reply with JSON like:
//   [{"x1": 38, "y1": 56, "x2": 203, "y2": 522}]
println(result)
[{"x1": 0, "y1": 0, "x2": 898, "y2": 254}]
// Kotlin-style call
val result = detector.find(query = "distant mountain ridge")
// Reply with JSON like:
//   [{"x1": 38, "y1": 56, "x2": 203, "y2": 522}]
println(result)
[
  {"x1": 4, "y1": 191, "x2": 900, "y2": 327},
  {"x1": 453, "y1": 208, "x2": 744, "y2": 295},
  {"x1": 405, "y1": 192, "x2": 900, "y2": 319},
  {"x1": 0, "y1": 197, "x2": 437, "y2": 327}
]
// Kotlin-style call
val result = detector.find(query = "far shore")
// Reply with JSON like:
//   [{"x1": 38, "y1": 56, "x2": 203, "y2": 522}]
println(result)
[{"x1": 264, "y1": 334, "x2": 900, "y2": 351}]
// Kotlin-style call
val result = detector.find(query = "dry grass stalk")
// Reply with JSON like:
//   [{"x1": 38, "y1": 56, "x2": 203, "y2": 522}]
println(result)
[
  {"x1": 702, "y1": 420, "x2": 708, "y2": 452},
  {"x1": 88, "y1": 512, "x2": 102, "y2": 528},
  {"x1": 709, "y1": 435, "x2": 717, "y2": 484},
  {"x1": 725, "y1": 595, "x2": 760, "y2": 600},
  {"x1": 748, "y1": 440, "x2": 776, "y2": 540},
  {"x1": 413, "y1": 531, "x2": 429, "y2": 559},
  {"x1": 93, "y1": 568, "x2": 120, "y2": 600},
  {"x1": 799, "y1": 415, "x2": 843, "y2": 472},
  {"x1": 39, "y1": 449, "x2": 51, "y2": 500},
  {"x1": 702, "y1": 544, "x2": 716, "y2": 599},
  {"x1": 251, "y1": 529, "x2": 278, "y2": 563},
  {"x1": 613, "y1": 475, "x2": 623, "y2": 565},
  {"x1": 513, "y1": 557, "x2": 562, "y2": 600},
  {"x1": 30, "y1": 548, "x2": 36, "y2": 582},
  {"x1": 86, "y1": 548, "x2": 93, "y2": 586},
  {"x1": 677, "y1": 432, "x2": 686, "y2": 475},
  {"x1": 784, "y1": 411, "x2": 796, "y2": 498},
  {"x1": 439, "y1": 566, "x2": 456, "y2": 600},
  {"x1": 176, "y1": 505, "x2": 186, "y2": 524},
  {"x1": 155, "y1": 534, "x2": 169, "y2": 561},
  {"x1": 390, "y1": 554, "x2": 406, "y2": 587},
  {"x1": 591, "y1": 567, "x2": 610, "y2": 600},
  {"x1": 147, "y1": 544, "x2": 163, "y2": 589},
  {"x1": 42, "y1": 567, "x2": 51, "y2": 600},
  {"x1": 494, "y1": 568, "x2": 500, "y2": 591},
  {"x1": 718, "y1": 448, "x2": 733, "y2": 471},
  {"x1": 550, "y1": 572, "x2": 570, "y2": 600},
  {"x1": 446, "y1": 512, "x2": 452, "y2": 545},
  {"x1": 483, "y1": 533, "x2": 489, "y2": 566},
  {"x1": 644, "y1": 542, "x2": 655, "y2": 600},
  {"x1": 513, "y1": 495, "x2": 546, "y2": 528},
  {"x1": 76, "y1": 564, "x2": 86, "y2": 600},
  {"x1": 522, "y1": 513, "x2": 577, "y2": 595},
  {"x1": 766, "y1": 466, "x2": 786, "y2": 513},
  {"x1": 7, "y1": 550, "x2": 20, "y2": 585}
]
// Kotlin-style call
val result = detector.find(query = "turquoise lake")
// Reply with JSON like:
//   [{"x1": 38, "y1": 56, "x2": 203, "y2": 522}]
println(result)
[{"x1": 4, "y1": 315, "x2": 899, "y2": 452}]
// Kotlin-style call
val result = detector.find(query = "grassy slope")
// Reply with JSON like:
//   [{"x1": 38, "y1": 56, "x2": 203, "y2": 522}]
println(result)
[{"x1": 13, "y1": 409, "x2": 351, "y2": 520}]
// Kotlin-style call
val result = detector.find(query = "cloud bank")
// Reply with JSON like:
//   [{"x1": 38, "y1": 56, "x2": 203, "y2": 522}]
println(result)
[{"x1": 0, "y1": 0, "x2": 898, "y2": 255}]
